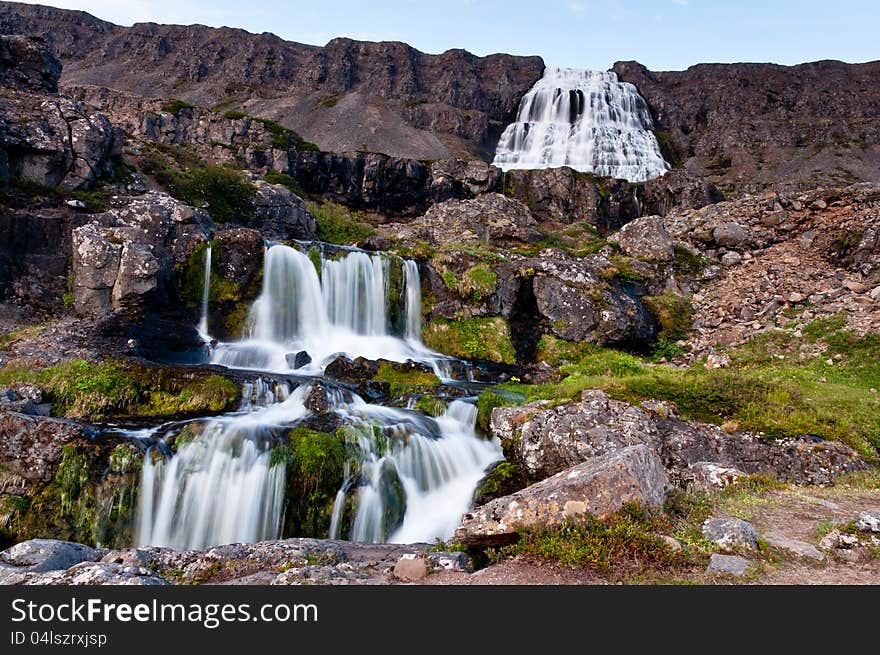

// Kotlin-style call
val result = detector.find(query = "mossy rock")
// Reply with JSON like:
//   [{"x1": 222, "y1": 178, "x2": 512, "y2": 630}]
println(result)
[
  {"x1": 423, "y1": 317, "x2": 517, "y2": 365},
  {"x1": 372, "y1": 361, "x2": 441, "y2": 397},
  {"x1": 273, "y1": 427, "x2": 345, "y2": 538},
  {"x1": 642, "y1": 293, "x2": 694, "y2": 342},
  {"x1": 473, "y1": 461, "x2": 525, "y2": 505}
]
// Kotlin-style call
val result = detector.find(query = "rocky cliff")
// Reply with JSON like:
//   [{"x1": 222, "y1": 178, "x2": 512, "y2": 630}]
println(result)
[
  {"x1": 0, "y1": 1, "x2": 543, "y2": 161},
  {"x1": 614, "y1": 59, "x2": 880, "y2": 195}
]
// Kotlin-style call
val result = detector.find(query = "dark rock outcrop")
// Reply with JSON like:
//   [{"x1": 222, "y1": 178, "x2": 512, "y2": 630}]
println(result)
[
  {"x1": 0, "y1": 34, "x2": 60, "y2": 92},
  {"x1": 614, "y1": 59, "x2": 880, "y2": 194},
  {"x1": 0, "y1": 2, "x2": 544, "y2": 160}
]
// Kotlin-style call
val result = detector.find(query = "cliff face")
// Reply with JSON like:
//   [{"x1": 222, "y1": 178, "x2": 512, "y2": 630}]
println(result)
[
  {"x1": 613, "y1": 60, "x2": 880, "y2": 194},
  {"x1": 0, "y1": 2, "x2": 544, "y2": 160}
]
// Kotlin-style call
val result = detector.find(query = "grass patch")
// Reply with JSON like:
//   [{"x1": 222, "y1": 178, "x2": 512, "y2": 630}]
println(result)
[
  {"x1": 475, "y1": 390, "x2": 512, "y2": 433},
  {"x1": 161, "y1": 99, "x2": 196, "y2": 117},
  {"x1": 139, "y1": 144, "x2": 256, "y2": 223},
  {"x1": 222, "y1": 109, "x2": 248, "y2": 120},
  {"x1": 423, "y1": 317, "x2": 517, "y2": 365},
  {"x1": 307, "y1": 201, "x2": 375, "y2": 245},
  {"x1": 373, "y1": 362, "x2": 441, "y2": 397},
  {"x1": 500, "y1": 325, "x2": 880, "y2": 459},
  {"x1": 498, "y1": 503, "x2": 692, "y2": 573},
  {"x1": 263, "y1": 171, "x2": 306, "y2": 198}
]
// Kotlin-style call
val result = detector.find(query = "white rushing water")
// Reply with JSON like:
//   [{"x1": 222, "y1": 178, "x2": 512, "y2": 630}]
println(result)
[
  {"x1": 133, "y1": 246, "x2": 502, "y2": 549},
  {"x1": 211, "y1": 243, "x2": 448, "y2": 376},
  {"x1": 196, "y1": 242, "x2": 212, "y2": 341},
  {"x1": 493, "y1": 67, "x2": 670, "y2": 182}
]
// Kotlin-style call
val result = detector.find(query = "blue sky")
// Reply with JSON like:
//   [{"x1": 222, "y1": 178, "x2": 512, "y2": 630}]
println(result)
[{"x1": 14, "y1": 1, "x2": 880, "y2": 70}]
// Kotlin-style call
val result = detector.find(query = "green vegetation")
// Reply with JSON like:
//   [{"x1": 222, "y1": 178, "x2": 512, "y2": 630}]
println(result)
[
  {"x1": 472, "y1": 461, "x2": 523, "y2": 505},
  {"x1": 315, "y1": 94, "x2": 340, "y2": 108},
  {"x1": 140, "y1": 143, "x2": 257, "y2": 223},
  {"x1": 500, "y1": 317, "x2": 880, "y2": 459},
  {"x1": 475, "y1": 391, "x2": 511, "y2": 433},
  {"x1": 373, "y1": 362, "x2": 441, "y2": 397},
  {"x1": 511, "y1": 222, "x2": 609, "y2": 258},
  {"x1": 263, "y1": 170, "x2": 306, "y2": 198},
  {"x1": 0, "y1": 325, "x2": 45, "y2": 350},
  {"x1": 272, "y1": 428, "x2": 345, "y2": 536},
  {"x1": 222, "y1": 109, "x2": 248, "y2": 120},
  {"x1": 414, "y1": 395, "x2": 447, "y2": 417},
  {"x1": 161, "y1": 99, "x2": 196, "y2": 117},
  {"x1": 642, "y1": 293, "x2": 694, "y2": 360},
  {"x1": 497, "y1": 503, "x2": 690, "y2": 573},
  {"x1": 0, "y1": 359, "x2": 238, "y2": 421},
  {"x1": 307, "y1": 201, "x2": 375, "y2": 245},
  {"x1": 653, "y1": 130, "x2": 682, "y2": 168},
  {"x1": 253, "y1": 117, "x2": 320, "y2": 152},
  {"x1": 423, "y1": 317, "x2": 517, "y2": 365}
]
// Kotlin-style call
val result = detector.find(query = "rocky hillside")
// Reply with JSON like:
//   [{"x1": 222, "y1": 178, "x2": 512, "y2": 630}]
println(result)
[
  {"x1": 0, "y1": 1, "x2": 543, "y2": 160},
  {"x1": 614, "y1": 60, "x2": 880, "y2": 195}
]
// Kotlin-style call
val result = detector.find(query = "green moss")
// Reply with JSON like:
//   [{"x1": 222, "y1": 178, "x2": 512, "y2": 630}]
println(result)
[
  {"x1": 473, "y1": 461, "x2": 523, "y2": 505},
  {"x1": 373, "y1": 362, "x2": 441, "y2": 397},
  {"x1": 315, "y1": 94, "x2": 340, "y2": 108},
  {"x1": 222, "y1": 109, "x2": 248, "y2": 120},
  {"x1": 253, "y1": 117, "x2": 320, "y2": 152},
  {"x1": 440, "y1": 269, "x2": 458, "y2": 290},
  {"x1": 653, "y1": 130, "x2": 682, "y2": 168},
  {"x1": 423, "y1": 317, "x2": 517, "y2": 364},
  {"x1": 414, "y1": 395, "x2": 447, "y2": 417},
  {"x1": 263, "y1": 170, "x2": 306, "y2": 198},
  {"x1": 307, "y1": 201, "x2": 375, "y2": 245},
  {"x1": 642, "y1": 293, "x2": 694, "y2": 342},
  {"x1": 161, "y1": 99, "x2": 196, "y2": 117},
  {"x1": 272, "y1": 428, "x2": 345, "y2": 537},
  {"x1": 671, "y1": 245, "x2": 709, "y2": 275},
  {"x1": 0, "y1": 360, "x2": 239, "y2": 421},
  {"x1": 460, "y1": 265, "x2": 498, "y2": 300}
]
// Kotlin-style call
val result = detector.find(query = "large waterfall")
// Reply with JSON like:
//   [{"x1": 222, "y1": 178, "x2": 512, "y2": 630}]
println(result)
[
  {"x1": 132, "y1": 243, "x2": 502, "y2": 549},
  {"x1": 493, "y1": 67, "x2": 670, "y2": 182}
]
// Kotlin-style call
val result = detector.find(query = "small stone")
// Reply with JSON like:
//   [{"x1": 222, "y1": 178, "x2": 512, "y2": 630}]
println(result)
[
  {"x1": 658, "y1": 535, "x2": 682, "y2": 552},
  {"x1": 393, "y1": 554, "x2": 428, "y2": 581},
  {"x1": 870, "y1": 287, "x2": 880, "y2": 301},
  {"x1": 707, "y1": 554, "x2": 752, "y2": 576},
  {"x1": 843, "y1": 280, "x2": 868, "y2": 294},
  {"x1": 705, "y1": 353, "x2": 731, "y2": 370},
  {"x1": 762, "y1": 532, "x2": 824, "y2": 561},
  {"x1": 809, "y1": 199, "x2": 827, "y2": 210},
  {"x1": 702, "y1": 518, "x2": 760, "y2": 550},
  {"x1": 825, "y1": 359, "x2": 834, "y2": 366},
  {"x1": 713, "y1": 222, "x2": 749, "y2": 248},
  {"x1": 870, "y1": 388, "x2": 877, "y2": 394},
  {"x1": 690, "y1": 462, "x2": 746, "y2": 492},
  {"x1": 66, "y1": 199, "x2": 87, "y2": 209},
  {"x1": 856, "y1": 510, "x2": 880, "y2": 533},
  {"x1": 788, "y1": 292, "x2": 806, "y2": 303},
  {"x1": 721, "y1": 251, "x2": 742, "y2": 267}
]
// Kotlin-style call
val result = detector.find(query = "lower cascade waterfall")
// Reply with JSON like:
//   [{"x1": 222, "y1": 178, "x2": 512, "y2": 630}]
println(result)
[
  {"x1": 132, "y1": 242, "x2": 503, "y2": 549},
  {"x1": 493, "y1": 67, "x2": 670, "y2": 182}
]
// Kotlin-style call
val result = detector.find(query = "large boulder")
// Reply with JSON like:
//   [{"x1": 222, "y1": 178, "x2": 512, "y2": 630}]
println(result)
[
  {"x1": 252, "y1": 180, "x2": 316, "y2": 241},
  {"x1": 72, "y1": 191, "x2": 212, "y2": 316},
  {"x1": 455, "y1": 444, "x2": 670, "y2": 547},
  {"x1": 488, "y1": 390, "x2": 867, "y2": 487},
  {"x1": 607, "y1": 215, "x2": 675, "y2": 261},
  {"x1": 491, "y1": 390, "x2": 661, "y2": 482},
  {"x1": 0, "y1": 412, "x2": 97, "y2": 494},
  {"x1": 0, "y1": 539, "x2": 102, "y2": 573},
  {"x1": 394, "y1": 194, "x2": 540, "y2": 247}
]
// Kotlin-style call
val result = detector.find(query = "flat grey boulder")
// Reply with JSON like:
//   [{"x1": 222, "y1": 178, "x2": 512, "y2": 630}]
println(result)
[
  {"x1": 702, "y1": 518, "x2": 760, "y2": 550},
  {"x1": 707, "y1": 554, "x2": 752, "y2": 576},
  {"x1": 455, "y1": 444, "x2": 670, "y2": 548},
  {"x1": 24, "y1": 562, "x2": 168, "y2": 586},
  {"x1": 0, "y1": 539, "x2": 103, "y2": 573},
  {"x1": 762, "y1": 532, "x2": 824, "y2": 561}
]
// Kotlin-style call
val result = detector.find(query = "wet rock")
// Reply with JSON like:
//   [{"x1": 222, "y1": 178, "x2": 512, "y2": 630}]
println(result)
[
  {"x1": 303, "y1": 384, "x2": 330, "y2": 413},
  {"x1": 856, "y1": 510, "x2": 880, "y2": 533},
  {"x1": 608, "y1": 215, "x2": 674, "y2": 261},
  {"x1": 702, "y1": 518, "x2": 760, "y2": 550},
  {"x1": 707, "y1": 553, "x2": 751, "y2": 576},
  {"x1": 287, "y1": 351, "x2": 312, "y2": 369},
  {"x1": 0, "y1": 539, "x2": 103, "y2": 573},
  {"x1": 393, "y1": 554, "x2": 429, "y2": 581},
  {"x1": 324, "y1": 355, "x2": 380, "y2": 383},
  {"x1": 455, "y1": 444, "x2": 670, "y2": 548}
]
